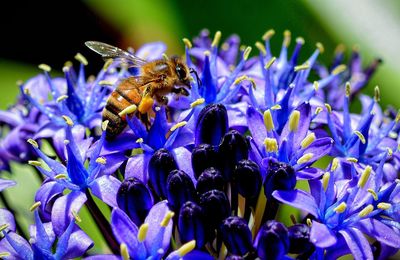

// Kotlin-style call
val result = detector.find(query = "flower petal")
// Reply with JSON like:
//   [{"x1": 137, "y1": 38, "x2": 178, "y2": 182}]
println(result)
[
  {"x1": 0, "y1": 209, "x2": 16, "y2": 232},
  {"x1": 125, "y1": 153, "x2": 151, "y2": 183},
  {"x1": 63, "y1": 227, "x2": 94, "y2": 259},
  {"x1": 310, "y1": 221, "x2": 337, "y2": 248},
  {"x1": 247, "y1": 106, "x2": 267, "y2": 149},
  {"x1": 338, "y1": 228, "x2": 373, "y2": 260},
  {"x1": 172, "y1": 147, "x2": 196, "y2": 185},
  {"x1": 90, "y1": 175, "x2": 121, "y2": 207},
  {"x1": 0, "y1": 179, "x2": 15, "y2": 192},
  {"x1": 272, "y1": 189, "x2": 320, "y2": 217},
  {"x1": 2, "y1": 232, "x2": 33, "y2": 260},
  {"x1": 357, "y1": 218, "x2": 400, "y2": 248}
]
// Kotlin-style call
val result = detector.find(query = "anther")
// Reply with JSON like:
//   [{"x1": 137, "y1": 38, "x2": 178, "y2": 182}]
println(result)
[
  {"x1": 325, "y1": 103, "x2": 332, "y2": 113},
  {"x1": 0, "y1": 253, "x2": 10, "y2": 258},
  {"x1": 271, "y1": 104, "x2": 281, "y2": 110},
  {"x1": 332, "y1": 64, "x2": 347, "y2": 75},
  {"x1": 296, "y1": 37, "x2": 305, "y2": 45},
  {"x1": 28, "y1": 160, "x2": 42, "y2": 167},
  {"x1": 265, "y1": 57, "x2": 276, "y2": 69},
  {"x1": 98, "y1": 80, "x2": 114, "y2": 86},
  {"x1": 334, "y1": 202, "x2": 347, "y2": 213},
  {"x1": 346, "y1": 157, "x2": 358, "y2": 163},
  {"x1": 178, "y1": 240, "x2": 196, "y2": 257},
  {"x1": 62, "y1": 66, "x2": 70, "y2": 73},
  {"x1": 118, "y1": 104, "x2": 137, "y2": 117},
  {"x1": 38, "y1": 64, "x2": 51, "y2": 72},
  {"x1": 136, "y1": 138, "x2": 144, "y2": 143},
  {"x1": 120, "y1": 243, "x2": 130, "y2": 260},
  {"x1": 255, "y1": 41, "x2": 266, "y2": 55},
  {"x1": 358, "y1": 166, "x2": 372, "y2": 188},
  {"x1": 283, "y1": 30, "x2": 291, "y2": 47},
  {"x1": 162, "y1": 53, "x2": 169, "y2": 60},
  {"x1": 263, "y1": 109, "x2": 275, "y2": 131},
  {"x1": 64, "y1": 140, "x2": 70, "y2": 145},
  {"x1": 29, "y1": 201, "x2": 41, "y2": 212},
  {"x1": 345, "y1": 82, "x2": 351, "y2": 97},
  {"x1": 55, "y1": 174, "x2": 68, "y2": 179},
  {"x1": 137, "y1": 223, "x2": 149, "y2": 242},
  {"x1": 160, "y1": 211, "x2": 175, "y2": 227},
  {"x1": 102, "y1": 120, "x2": 109, "y2": 131},
  {"x1": 354, "y1": 130, "x2": 366, "y2": 144},
  {"x1": 74, "y1": 53, "x2": 88, "y2": 65},
  {"x1": 331, "y1": 158, "x2": 339, "y2": 171},
  {"x1": 358, "y1": 205, "x2": 374, "y2": 217},
  {"x1": 313, "y1": 81, "x2": 319, "y2": 91},
  {"x1": 306, "y1": 218, "x2": 312, "y2": 227},
  {"x1": 62, "y1": 115, "x2": 74, "y2": 126},
  {"x1": 190, "y1": 98, "x2": 205, "y2": 108},
  {"x1": 294, "y1": 63, "x2": 310, "y2": 72},
  {"x1": 300, "y1": 133, "x2": 316, "y2": 149},
  {"x1": 243, "y1": 47, "x2": 252, "y2": 61},
  {"x1": 377, "y1": 203, "x2": 391, "y2": 210},
  {"x1": 297, "y1": 153, "x2": 314, "y2": 164},
  {"x1": 182, "y1": 38, "x2": 192, "y2": 49},
  {"x1": 170, "y1": 121, "x2": 187, "y2": 132},
  {"x1": 387, "y1": 148, "x2": 393, "y2": 156},
  {"x1": 315, "y1": 107, "x2": 323, "y2": 115},
  {"x1": 322, "y1": 172, "x2": 330, "y2": 191},
  {"x1": 367, "y1": 189, "x2": 378, "y2": 201},
  {"x1": 72, "y1": 210, "x2": 82, "y2": 222},
  {"x1": 396, "y1": 110, "x2": 400, "y2": 123},
  {"x1": 96, "y1": 157, "x2": 106, "y2": 165},
  {"x1": 374, "y1": 86, "x2": 380, "y2": 102},
  {"x1": 212, "y1": 31, "x2": 222, "y2": 47},
  {"x1": 289, "y1": 110, "x2": 300, "y2": 132},
  {"x1": 203, "y1": 50, "x2": 211, "y2": 57},
  {"x1": 264, "y1": 138, "x2": 278, "y2": 152},
  {"x1": 103, "y1": 59, "x2": 113, "y2": 71},
  {"x1": 0, "y1": 224, "x2": 10, "y2": 233},
  {"x1": 262, "y1": 29, "x2": 275, "y2": 41},
  {"x1": 335, "y1": 44, "x2": 346, "y2": 54},
  {"x1": 316, "y1": 42, "x2": 324, "y2": 53},
  {"x1": 56, "y1": 95, "x2": 69, "y2": 102}
]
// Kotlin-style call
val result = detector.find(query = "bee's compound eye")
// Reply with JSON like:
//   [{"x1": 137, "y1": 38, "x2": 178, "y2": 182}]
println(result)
[{"x1": 176, "y1": 65, "x2": 187, "y2": 80}]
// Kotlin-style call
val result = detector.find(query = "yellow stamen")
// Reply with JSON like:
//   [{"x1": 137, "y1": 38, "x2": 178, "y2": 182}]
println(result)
[
  {"x1": 30, "y1": 201, "x2": 41, "y2": 212},
  {"x1": 354, "y1": 130, "x2": 366, "y2": 144},
  {"x1": 211, "y1": 31, "x2": 222, "y2": 47},
  {"x1": 28, "y1": 160, "x2": 42, "y2": 167},
  {"x1": 358, "y1": 204, "x2": 374, "y2": 217},
  {"x1": 203, "y1": 50, "x2": 211, "y2": 57},
  {"x1": 345, "y1": 82, "x2": 351, "y2": 97},
  {"x1": 38, "y1": 64, "x2": 51, "y2": 72},
  {"x1": 160, "y1": 211, "x2": 174, "y2": 227},
  {"x1": 294, "y1": 63, "x2": 310, "y2": 72},
  {"x1": 335, "y1": 44, "x2": 346, "y2": 54},
  {"x1": 316, "y1": 42, "x2": 324, "y2": 53},
  {"x1": 396, "y1": 110, "x2": 400, "y2": 123},
  {"x1": 118, "y1": 104, "x2": 137, "y2": 117},
  {"x1": 96, "y1": 157, "x2": 106, "y2": 165},
  {"x1": 262, "y1": 29, "x2": 275, "y2": 41},
  {"x1": 64, "y1": 140, "x2": 70, "y2": 146},
  {"x1": 0, "y1": 252, "x2": 11, "y2": 258},
  {"x1": 377, "y1": 203, "x2": 391, "y2": 210},
  {"x1": 325, "y1": 103, "x2": 332, "y2": 113},
  {"x1": 0, "y1": 224, "x2": 9, "y2": 233},
  {"x1": 182, "y1": 38, "x2": 192, "y2": 49},
  {"x1": 190, "y1": 98, "x2": 205, "y2": 108},
  {"x1": 170, "y1": 121, "x2": 187, "y2": 132},
  {"x1": 334, "y1": 202, "x2": 347, "y2": 213},
  {"x1": 315, "y1": 107, "x2": 323, "y2": 115},
  {"x1": 27, "y1": 139, "x2": 38, "y2": 148},
  {"x1": 56, "y1": 95, "x2": 69, "y2": 102},
  {"x1": 102, "y1": 120, "x2": 109, "y2": 131},
  {"x1": 255, "y1": 41, "x2": 266, "y2": 55},
  {"x1": 322, "y1": 172, "x2": 330, "y2": 191},
  {"x1": 271, "y1": 104, "x2": 281, "y2": 110},
  {"x1": 346, "y1": 157, "x2": 358, "y2": 163},
  {"x1": 283, "y1": 30, "x2": 291, "y2": 47},
  {"x1": 62, "y1": 115, "x2": 74, "y2": 126},
  {"x1": 374, "y1": 86, "x2": 380, "y2": 102},
  {"x1": 137, "y1": 223, "x2": 149, "y2": 242},
  {"x1": 297, "y1": 153, "x2": 314, "y2": 164},
  {"x1": 265, "y1": 57, "x2": 276, "y2": 69},
  {"x1": 263, "y1": 109, "x2": 274, "y2": 131},
  {"x1": 301, "y1": 133, "x2": 316, "y2": 149},
  {"x1": 306, "y1": 218, "x2": 312, "y2": 227},
  {"x1": 98, "y1": 80, "x2": 114, "y2": 86},
  {"x1": 62, "y1": 66, "x2": 70, "y2": 73},
  {"x1": 313, "y1": 81, "x2": 319, "y2": 91},
  {"x1": 23, "y1": 87, "x2": 30, "y2": 95},
  {"x1": 358, "y1": 166, "x2": 372, "y2": 188},
  {"x1": 120, "y1": 243, "x2": 130, "y2": 260},
  {"x1": 367, "y1": 189, "x2": 378, "y2": 201},
  {"x1": 74, "y1": 53, "x2": 88, "y2": 65},
  {"x1": 72, "y1": 210, "x2": 82, "y2": 223},
  {"x1": 162, "y1": 53, "x2": 169, "y2": 61},
  {"x1": 332, "y1": 64, "x2": 347, "y2": 75},
  {"x1": 55, "y1": 174, "x2": 68, "y2": 179},
  {"x1": 243, "y1": 47, "x2": 252, "y2": 61},
  {"x1": 331, "y1": 158, "x2": 339, "y2": 171},
  {"x1": 178, "y1": 240, "x2": 196, "y2": 257},
  {"x1": 64, "y1": 61, "x2": 73, "y2": 68},
  {"x1": 296, "y1": 37, "x2": 305, "y2": 45},
  {"x1": 289, "y1": 110, "x2": 300, "y2": 132},
  {"x1": 136, "y1": 138, "x2": 144, "y2": 143},
  {"x1": 264, "y1": 138, "x2": 278, "y2": 153},
  {"x1": 387, "y1": 147, "x2": 393, "y2": 156},
  {"x1": 103, "y1": 59, "x2": 113, "y2": 71}
]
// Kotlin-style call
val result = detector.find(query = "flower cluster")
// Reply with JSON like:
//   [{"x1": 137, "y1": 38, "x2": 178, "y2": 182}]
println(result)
[{"x1": 0, "y1": 29, "x2": 399, "y2": 260}]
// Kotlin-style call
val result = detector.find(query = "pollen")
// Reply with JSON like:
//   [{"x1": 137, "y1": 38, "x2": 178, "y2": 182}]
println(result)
[
  {"x1": 322, "y1": 172, "x2": 330, "y2": 191},
  {"x1": 354, "y1": 130, "x2": 366, "y2": 144},
  {"x1": 374, "y1": 86, "x2": 380, "y2": 102},
  {"x1": 28, "y1": 160, "x2": 42, "y2": 167},
  {"x1": 95, "y1": 157, "x2": 106, "y2": 165},
  {"x1": 289, "y1": 110, "x2": 300, "y2": 132},
  {"x1": 136, "y1": 138, "x2": 144, "y2": 143},
  {"x1": 56, "y1": 95, "x2": 69, "y2": 102},
  {"x1": 332, "y1": 64, "x2": 347, "y2": 75},
  {"x1": 316, "y1": 42, "x2": 324, "y2": 53},
  {"x1": 29, "y1": 201, "x2": 41, "y2": 212},
  {"x1": 62, "y1": 115, "x2": 74, "y2": 126},
  {"x1": 294, "y1": 63, "x2": 310, "y2": 72},
  {"x1": 98, "y1": 80, "x2": 114, "y2": 86},
  {"x1": 178, "y1": 240, "x2": 196, "y2": 257},
  {"x1": 377, "y1": 202, "x2": 391, "y2": 210},
  {"x1": 315, "y1": 107, "x2": 323, "y2": 115},
  {"x1": 212, "y1": 31, "x2": 222, "y2": 47},
  {"x1": 346, "y1": 157, "x2": 358, "y2": 163},
  {"x1": 358, "y1": 204, "x2": 374, "y2": 217},
  {"x1": 297, "y1": 153, "x2": 314, "y2": 164},
  {"x1": 331, "y1": 158, "x2": 339, "y2": 171},
  {"x1": 190, "y1": 98, "x2": 205, "y2": 108},
  {"x1": 283, "y1": 30, "x2": 291, "y2": 47},
  {"x1": 358, "y1": 165, "x2": 372, "y2": 188},
  {"x1": 255, "y1": 41, "x2": 266, "y2": 56},
  {"x1": 243, "y1": 47, "x2": 252, "y2": 61},
  {"x1": 38, "y1": 63, "x2": 51, "y2": 72},
  {"x1": 120, "y1": 243, "x2": 130, "y2": 260},
  {"x1": 262, "y1": 29, "x2": 275, "y2": 41},
  {"x1": 27, "y1": 139, "x2": 39, "y2": 148},
  {"x1": 271, "y1": 104, "x2": 281, "y2": 110},
  {"x1": 306, "y1": 218, "x2": 312, "y2": 227},
  {"x1": 170, "y1": 121, "x2": 187, "y2": 132},
  {"x1": 72, "y1": 210, "x2": 82, "y2": 223},
  {"x1": 296, "y1": 37, "x2": 305, "y2": 45},
  {"x1": 265, "y1": 57, "x2": 276, "y2": 69},
  {"x1": 55, "y1": 174, "x2": 68, "y2": 179},
  {"x1": 367, "y1": 189, "x2": 378, "y2": 201},
  {"x1": 103, "y1": 59, "x2": 113, "y2": 71},
  {"x1": 301, "y1": 133, "x2": 316, "y2": 149},
  {"x1": 74, "y1": 53, "x2": 88, "y2": 65},
  {"x1": 118, "y1": 104, "x2": 137, "y2": 117},
  {"x1": 325, "y1": 103, "x2": 332, "y2": 113},
  {"x1": 345, "y1": 82, "x2": 351, "y2": 97},
  {"x1": 138, "y1": 96, "x2": 154, "y2": 114},
  {"x1": 313, "y1": 81, "x2": 319, "y2": 91},
  {"x1": 334, "y1": 202, "x2": 347, "y2": 213},
  {"x1": 160, "y1": 211, "x2": 174, "y2": 227},
  {"x1": 264, "y1": 138, "x2": 278, "y2": 152},
  {"x1": 0, "y1": 224, "x2": 10, "y2": 233},
  {"x1": 263, "y1": 109, "x2": 275, "y2": 131},
  {"x1": 137, "y1": 223, "x2": 149, "y2": 242},
  {"x1": 182, "y1": 38, "x2": 192, "y2": 49}
]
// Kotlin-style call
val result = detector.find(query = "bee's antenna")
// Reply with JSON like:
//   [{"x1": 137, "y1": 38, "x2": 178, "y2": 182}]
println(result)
[{"x1": 190, "y1": 68, "x2": 202, "y2": 86}]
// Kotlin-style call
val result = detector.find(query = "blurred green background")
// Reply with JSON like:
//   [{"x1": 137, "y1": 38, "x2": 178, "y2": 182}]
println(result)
[{"x1": 1, "y1": 0, "x2": 400, "y2": 255}]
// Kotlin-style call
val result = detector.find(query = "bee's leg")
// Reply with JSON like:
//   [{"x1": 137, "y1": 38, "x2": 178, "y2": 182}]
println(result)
[
  {"x1": 172, "y1": 87, "x2": 190, "y2": 96},
  {"x1": 155, "y1": 95, "x2": 169, "y2": 106}
]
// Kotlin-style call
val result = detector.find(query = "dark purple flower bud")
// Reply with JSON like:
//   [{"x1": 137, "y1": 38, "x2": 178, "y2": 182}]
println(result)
[
  {"x1": 196, "y1": 167, "x2": 225, "y2": 195},
  {"x1": 199, "y1": 189, "x2": 230, "y2": 229},
  {"x1": 219, "y1": 130, "x2": 248, "y2": 180},
  {"x1": 263, "y1": 158, "x2": 296, "y2": 199},
  {"x1": 178, "y1": 201, "x2": 206, "y2": 248},
  {"x1": 148, "y1": 148, "x2": 178, "y2": 198},
  {"x1": 191, "y1": 144, "x2": 219, "y2": 179},
  {"x1": 195, "y1": 104, "x2": 228, "y2": 147},
  {"x1": 255, "y1": 220, "x2": 289, "y2": 260},
  {"x1": 288, "y1": 224, "x2": 313, "y2": 254},
  {"x1": 226, "y1": 256, "x2": 244, "y2": 260},
  {"x1": 234, "y1": 160, "x2": 261, "y2": 199},
  {"x1": 116, "y1": 177, "x2": 153, "y2": 226},
  {"x1": 167, "y1": 169, "x2": 196, "y2": 211},
  {"x1": 219, "y1": 216, "x2": 253, "y2": 256}
]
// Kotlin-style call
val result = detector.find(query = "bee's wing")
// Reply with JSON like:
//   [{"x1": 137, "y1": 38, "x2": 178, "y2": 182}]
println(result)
[{"x1": 85, "y1": 41, "x2": 147, "y2": 67}]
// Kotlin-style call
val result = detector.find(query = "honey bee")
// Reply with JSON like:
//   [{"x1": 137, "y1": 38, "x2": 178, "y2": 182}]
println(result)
[{"x1": 85, "y1": 41, "x2": 200, "y2": 139}]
